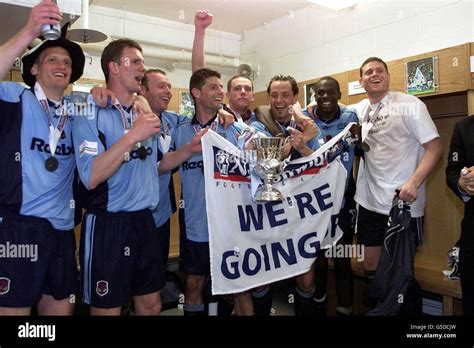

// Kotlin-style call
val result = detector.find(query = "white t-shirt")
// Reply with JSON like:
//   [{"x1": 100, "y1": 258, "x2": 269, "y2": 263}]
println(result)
[{"x1": 349, "y1": 91, "x2": 439, "y2": 217}]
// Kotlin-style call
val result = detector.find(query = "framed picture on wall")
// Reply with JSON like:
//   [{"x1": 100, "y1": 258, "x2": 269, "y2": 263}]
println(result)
[
  {"x1": 304, "y1": 82, "x2": 318, "y2": 107},
  {"x1": 179, "y1": 91, "x2": 195, "y2": 118},
  {"x1": 406, "y1": 56, "x2": 438, "y2": 96}
]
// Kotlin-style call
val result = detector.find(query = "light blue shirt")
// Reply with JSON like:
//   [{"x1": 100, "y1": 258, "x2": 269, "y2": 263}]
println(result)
[
  {"x1": 0, "y1": 82, "x2": 75, "y2": 230},
  {"x1": 175, "y1": 115, "x2": 244, "y2": 242},
  {"x1": 72, "y1": 98, "x2": 160, "y2": 212}
]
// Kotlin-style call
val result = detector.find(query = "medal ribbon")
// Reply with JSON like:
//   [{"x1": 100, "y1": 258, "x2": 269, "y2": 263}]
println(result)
[
  {"x1": 114, "y1": 99, "x2": 145, "y2": 150},
  {"x1": 361, "y1": 102, "x2": 384, "y2": 143},
  {"x1": 34, "y1": 82, "x2": 67, "y2": 158},
  {"x1": 363, "y1": 102, "x2": 384, "y2": 124},
  {"x1": 277, "y1": 114, "x2": 296, "y2": 136},
  {"x1": 113, "y1": 99, "x2": 134, "y2": 132},
  {"x1": 159, "y1": 115, "x2": 172, "y2": 153}
]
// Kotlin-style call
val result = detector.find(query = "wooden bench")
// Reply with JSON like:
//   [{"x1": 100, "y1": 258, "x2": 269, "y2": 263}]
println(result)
[{"x1": 346, "y1": 254, "x2": 462, "y2": 315}]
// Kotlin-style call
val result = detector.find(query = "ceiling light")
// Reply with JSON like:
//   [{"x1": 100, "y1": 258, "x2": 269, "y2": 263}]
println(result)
[
  {"x1": 68, "y1": 0, "x2": 107, "y2": 43},
  {"x1": 306, "y1": 0, "x2": 358, "y2": 11}
]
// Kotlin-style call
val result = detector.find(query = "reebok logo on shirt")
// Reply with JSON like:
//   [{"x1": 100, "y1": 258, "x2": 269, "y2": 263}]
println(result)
[
  {"x1": 30, "y1": 137, "x2": 74, "y2": 156},
  {"x1": 123, "y1": 146, "x2": 154, "y2": 162},
  {"x1": 182, "y1": 160, "x2": 203, "y2": 171}
]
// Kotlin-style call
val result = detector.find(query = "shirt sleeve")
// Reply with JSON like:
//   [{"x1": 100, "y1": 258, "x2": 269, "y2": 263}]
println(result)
[
  {"x1": 405, "y1": 97, "x2": 439, "y2": 145},
  {"x1": 301, "y1": 108, "x2": 310, "y2": 117},
  {"x1": 308, "y1": 137, "x2": 320, "y2": 151},
  {"x1": 349, "y1": 111, "x2": 359, "y2": 125},
  {"x1": 72, "y1": 104, "x2": 105, "y2": 189},
  {"x1": 457, "y1": 182, "x2": 472, "y2": 202},
  {"x1": 446, "y1": 120, "x2": 471, "y2": 202},
  {"x1": 0, "y1": 81, "x2": 26, "y2": 102},
  {"x1": 249, "y1": 121, "x2": 271, "y2": 136}
]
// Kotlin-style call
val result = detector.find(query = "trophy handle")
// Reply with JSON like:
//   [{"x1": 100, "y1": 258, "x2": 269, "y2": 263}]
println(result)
[{"x1": 283, "y1": 136, "x2": 293, "y2": 146}]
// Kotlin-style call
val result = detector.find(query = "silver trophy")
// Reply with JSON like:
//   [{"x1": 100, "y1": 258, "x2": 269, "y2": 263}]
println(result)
[{"x1": 252, "y1": 137, "x2": 286, "y2": 202}]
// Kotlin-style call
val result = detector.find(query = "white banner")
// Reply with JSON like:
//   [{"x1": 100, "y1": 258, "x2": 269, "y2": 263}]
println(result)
[{"x1": 202, "y1": 124, "x2": 354, "y2": 295}]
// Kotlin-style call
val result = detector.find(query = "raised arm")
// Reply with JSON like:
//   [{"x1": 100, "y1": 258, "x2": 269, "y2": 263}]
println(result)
[
  {"x1": 0, "y1": 0, "x2": 61, "y2": 80},
  {"x1": 192, "y1": 10, "x2": 213, "y2": 73}
]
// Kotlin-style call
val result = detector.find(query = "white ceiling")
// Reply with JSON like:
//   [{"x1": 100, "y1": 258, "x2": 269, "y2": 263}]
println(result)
[
  {"x1": 93, "y1": 0, "x2": 315, "y2": 34},
  {"x1": 0, "y1": 2, "x2": 79, "y2": 46}
]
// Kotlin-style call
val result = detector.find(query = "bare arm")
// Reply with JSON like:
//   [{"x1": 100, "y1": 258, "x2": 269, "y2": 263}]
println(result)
[
  {"x1": 292, "y1": 101, "x2": 320, "y2": 143},
  {"x1": 218, "y1": 108, "x2": 235, "y2": 128},
  {"x1": 89, "y1": 132, "x2": 136, "y2": 190},
  {"x1": 192, "y1": 10, "x2": 213, "y2": 73},
  {"x1": 159, "y1": 129, "x2": 207, "y2": 173},
  {"x1": 289, "y1": 128, "x2": 313, "y2": 157},
  {"x1": 90, "y1": 88, "x2": 151, "y2": 117},
  {"x1": 89, "y1": 111, "x2": 161, "y2": 189},
  {"x1": 306, "y1": 100, "x2": 317, "y2": 117},
  {"x1": 132, "y1": 95, "x2": 153, "y2": 114},
  {"x1": 90, "y1": 86, "x2": 115, "y2": 108},
  {"x1": 399, "y1": 137, "x2": 443, "y2": 202},
  {"x1": 0, "y1": 0, "x2": 61, "y2": 80}
]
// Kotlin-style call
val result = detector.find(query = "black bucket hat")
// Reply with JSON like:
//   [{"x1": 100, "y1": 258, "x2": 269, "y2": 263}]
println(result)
[{"x1": 21, "y1": 23, "x2": 85, "y2": 88}]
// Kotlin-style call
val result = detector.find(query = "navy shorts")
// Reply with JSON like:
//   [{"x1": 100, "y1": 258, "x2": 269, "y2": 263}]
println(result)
[
  {"x1": 80, "y1": 209, "x2": 164, "y2": 308},
  {"x1": 0, "y1": 211, "x2": 78, "y2": 308},
  {"x1": 179, "y1": 229, "x2": 210, "y2": 276},
  {"x1": 156, "y1": 219, "x2": 171, "y2": 286},
  {"x1": 356, "y1": 204, "x2": 423, "y2": 247}
]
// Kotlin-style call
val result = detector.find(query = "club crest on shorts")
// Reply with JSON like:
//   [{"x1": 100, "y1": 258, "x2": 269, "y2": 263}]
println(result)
[
  {"x1": 96, "y1": 280, "x2": 109, "y2": 297},
  {"x1": 0, "y1": 277, "x2": 11, "y2": 295}
]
